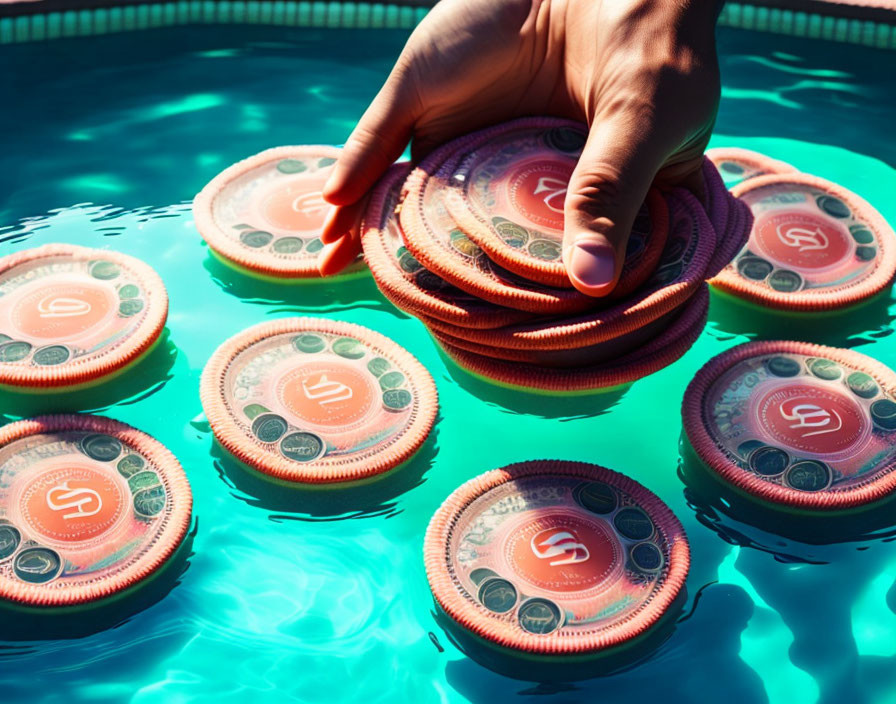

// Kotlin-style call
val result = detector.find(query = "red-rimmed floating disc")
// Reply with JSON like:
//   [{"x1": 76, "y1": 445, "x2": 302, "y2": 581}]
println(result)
[
  {"x1": 193, "y1": 146, "x2": 365, "y2": 279},
  {"x1": 712, "y1": 173, "x2": 896, "y2": 311},
  {"x1": 424, "y1": 460, "x2": 689, "y2": 661},
  {"x1": 201, "y1": 317, "x2": 438, "y2": 484},
  {"x1": 682, "y1": 340, "x2": 896, "y2": 512},
  {"x1": 706, "y1": 147, "x2": 797, "y2": 189},
  {"x1": 361, "y1": 164, "x2": 532, "y2": 330},
  {"x1": 0, "y1": 415, "x2": 192, "y2": 607},
  {"x1": 436, "y1": 284, "x2": 708, "y2": 393},
  {"x1": 425, "y1": 188, "x2": 714, "y2": 353},
  {"x1": 0, "y1": 244, "x2": 168, "y2": 390}
]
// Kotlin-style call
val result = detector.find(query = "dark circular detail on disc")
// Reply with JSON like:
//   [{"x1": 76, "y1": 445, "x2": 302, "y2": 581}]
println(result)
[
  {"x1": 630, "y1": 542, "x2": 664, "y2": 572},
  {"x1": 737, "y1": 257, "x2": 773, "y2": 281},
  {"x1": 850, "y1": 227, "x2": 875, "y2": 245},
  {"x1": 417, "y1": 270, "x2": 447, "y2": 291},
  {"x1": 276, "y1": 158, "x2": 307, "y2": 174},
  {"x1": 240, "y1": 230, "x2": 274, "y2": 248},
  {"x1": 14, "y1": 547, "x2": 62, "y2": 584},
  {"x1": 379, "y1": 371, "x2": 405, "y2": 390},
  {"x1": 528, "y1": 240, "x2": 562, "y2": 262},
  {"x1": 613, "y1": 507, "x2": 654, "y2": 541},
  {"x1": 748, "y1": 446, "x2": 790, "y2": 476},
  {"x1": 252, "y1": 414, "x2": 289, "y2": 444},
  {"x1": 280, "y1": 432, "x2": 325, "y2": 462},
  {"x1": 119, "y1": 284, "x2": 140, "y2": 299},
  {"x1": 847, "y1": 371, "x2": 879, "y2": 399},
  {"x1": 367, "y1": 357, "x2": 390, "y2": 377},
  {"x1": 119, "y1": 299, "x2": 145, "y2": 317},
  {"x1": 543, "y1": 127, "x2": 586, "y2": 153},
  {"x1": 133, "y1": 485, "x2": 166, "y2": 518},
  {"x1": 767, "y1": 356, "x2": 801, "y2": 377},
  {"x1": 273, "y1": 237, "x2": 303, "y2": 254},
  {"x1": 574, "y1": 481, "x2": 617, "y2": 515},
  {"x1": 80, "y1": 434, "x2": 123, "y2": 462},
  {"x1": 518, "y1": 598, "x2": 563, "y2": 635},
  {"x1": 737, "y1": 439, "x2": 766, "y2": 460},
  {"x1": 871, "y1": 399, "x2": 896, "y2": 431},
  {"x1": 382, "y1": 388, "x2": 413, "y2": 411},
  {"x1": 0, "y1": 524, "x2": 21, "y2": 560},
  {"x1": 856, "y1": 246, "x2": 877, "y2": 262},
  {"x1": 720, "y1": 161, "x2": 745, "y2": 175},
  {"x1": 117, "y1": 454, "x2": 146, "y2": 478},
  {"x1": 293, "y1": 334, "x2": 325, "y2": 354},
  {"x1": 332, "y1": 337, "x2": 365, "y2": 360},
  {"x1": 478, "y1": 578, "x2": 518, "y2": 614},
  {"x1": 816, "y1": 195, "x2": 850, "y2": 219},
  {"x1": 0, "y1": 341, "x2": 32, "y2": 363},
  {"x1": 32, "y1": 345, "x2": 71, "y2": 366},
  {"x1": 89, "y1": 261, "x2": 120, "y2": 280},
  {"x1": 493, "y1": 219, "x2": 529, "y2": 249},
  {"x1": 809, "y1": 358, "x2": 841, "y2": 381},
  {"x1": 768, "y1": 269, "x2": 803, "y2": 293},
  {"x1": 128, "y1": 470, "x2": 161, "y2": 493},
  {"x1": 469, "y1": 567, "x2": 499, "y2": 586},
  {"x1": 305, "y1": 239, "x2": 324, "y2": 254},
  {"x1": 318, "y1": 157, "x2": 337, "y2": 168},
  {"x1": 784, "y1": 460, "x2": 832, "y2": 492},
  {"x1": 399, "y1": 252, "x2": 424, "y2": 273}
]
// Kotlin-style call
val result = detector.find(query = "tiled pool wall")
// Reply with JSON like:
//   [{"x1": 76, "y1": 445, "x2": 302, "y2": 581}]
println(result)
[{"x1": 1, "y1": 0, "x2": 895, "y2": 48}]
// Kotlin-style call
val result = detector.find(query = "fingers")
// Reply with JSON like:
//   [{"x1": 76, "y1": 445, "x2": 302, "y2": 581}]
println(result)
[
  {"x1": 319, "y1": 228, "x2": 363, "y2": 276},
  {"x1": 563, "y1": 114, "x2": 667, "y2": 297},
  {"x1": 318, "y1": 197, "x2": 368, "y2": 275}
]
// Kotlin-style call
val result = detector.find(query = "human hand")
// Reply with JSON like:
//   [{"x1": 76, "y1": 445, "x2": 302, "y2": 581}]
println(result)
[{"x1": 319, "y1": 0, "x2": 720, "y2": 297}]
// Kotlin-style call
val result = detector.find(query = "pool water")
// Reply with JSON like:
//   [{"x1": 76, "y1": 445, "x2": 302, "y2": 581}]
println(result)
[{"x1": 2, "y1": 23, "x2": 896, "y2": 704}]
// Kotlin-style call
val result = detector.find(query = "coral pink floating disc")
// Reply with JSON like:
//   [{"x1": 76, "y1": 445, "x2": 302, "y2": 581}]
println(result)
[
  {"x1": 193, "y1": 146, "x2": 364, "y2": 279},
  {"x1": 361, "y1": 164, "x2": 532, "y2": 330},
  {"x1": 0, "y1": 415, "x2": 192, "y2": 607},
  {"x1": 706, "y1": 147, "x2": 797, "y2": 189},
  {"x1": 424, "y1": 460, "x2": 689, "y2": 657},
  {"x1": 201, "y1": 318, "x2": 438, "y2": 484},
  {"x1": 712, "y1": 173, "x2": 896, "y2": 311},
  {"x1": 0, "y1": 244, "x2": 168, "y2": 390},
  {"x1": 682, "y1": 340, "x2": 896, "y2": 511}
]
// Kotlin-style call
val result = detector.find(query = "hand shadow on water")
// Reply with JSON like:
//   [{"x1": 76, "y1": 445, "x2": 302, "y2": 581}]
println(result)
[
  {"x1": 202, "y1": 253, "x2": 394, "y2": 313},
  {"x1": 0, "y1": 329, "x2": 178, "y2": 420},
  {"x1": 707, "y1": 288, "x2": 895, "y2": 349},
  {"x1": 210, "y1": 426, "x2": 440, "y2": 521}
]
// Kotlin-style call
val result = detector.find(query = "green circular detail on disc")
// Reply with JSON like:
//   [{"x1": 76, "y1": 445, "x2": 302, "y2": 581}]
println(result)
[
  {"x1": 240, "y1": 230, "x2": 274, "y2": 248},
  {"x1": 243, "y1": 403, "x2": 271, "y2": 420},
  {"x1": 293, "y1": 334, "x2": 325, "y2": 354},
  {"x1": 367, "y1": 357, "x2": 390, "y2": 377},
  {"x1": 767, "y1": 356, "x2": 801, "y2": 377},
  {"x1": 417, "y1": 270, "x2": 447, "y2": 291},
  {"x1": 478, "y1": 578, "x2": 518, "y2": 614},
  {"x1": 856, "y1": 246, "x2": 877, "y2": 262},
  {"x1": 398, "y1": 252, "x2": 424, "y2": 274},
  {"x1": 630, "y1": 542, "x2": 664, "y2": 572},
  {"x1": 252, "y1": 414, "x2": 289, "y2": 444},
  {"x1": 528, "y1": 239, "x2": 562, "y2": 262},
  {"x1": 574, "y1": 481, "x2": 617, "y2": 515},
  {"x1": 492, "y1": 218, "x2": 529, "y2": 249},
  {"x1": 847, "y1": 371, "x2": 879, "y2": 399},
  {"x1": 33, "y1": 345, "x2": 71, "y2": 366},
  {"x1": 379, "y1": 371, "x2": 405, "y2": 390},
  {"x1": 134, "y1": 485, "x2": 166, "y2": 518},
  {"x1": 738, "y1": 256, "x2": 773, "y2": 281},
  {"x1": 0, "y1": 334, "x2": 11, "y2": 343},
  {"x1": 449, "y1": 229, "x2": 480, "y2": 257},
  {"x1": 382, "y1": 388, "x2": 412, "y2": 411},
  {"x1": 544, "y1": 127, "x2": 586, "y2": 153},
  {"x1": 332, "y1": 337, "x2": 365, "y2": 360},
  {"x1": 117, "y1": 454, "x2": 146, "y2": 478},
  {"x1": 613, "y1": 507, "x2": 654, "y2": 541},
  {"x1": 118, "y1": 284, "x2": 140, "y2": 299},
  {"x1": 305, "y1": 238, "x2": 324, "y2": 254},
  {"x1": 749, "y1": 446, "x2": 789, "y2": 476},
  {"x1": 80, "y1": 434, "x2": 123, "y2": 462},
  {"x1": 809, "y1": 358, "x2": 841, "y2": 381},
  {"x1": 89, "y1": 260, "x2": 120, "y2": 280},
  {"x1": 784, "y1": 460, "x2": 832, "y2": 492},
  {"x1": 119, "y1": 299, "x2": 145, "y2": 317},
  {"x1": 768, "y1": 269, "x2": 803, "y2": 293},
  {"x1": 0, "y1": 524, "x2": 21, "y2": 560},
  {"x1": 737, "y1": 439, "x2": 765, "y2": 459},
  {"x1": 720, "y1": 161, "x2": 745, "y2": 175},
  {"x1": 276, "y1": 159, "x2": 307, "y2": 174},
  {"x1": 850, "y1": 226, "x2": 875, "y2": 245},
  {"x1": 273, "y1": 237, "x2": 303, "y2": 254},
  {"x1": 128, "y1": 470, "x2": 161, "y2": 493},
  {"x1": 469, "y1": 567, "x2": 499, "y2": 586},
  {"x1": 871, "y1": 399, "x2": 896, "y2": 431},
  {"x1": 318, "y1": 157, "x2": 337, "y2": 168},
  {"x1": 280, "y1": 432, "x2": 325, "y2": 462},
  {"x1": 816, "y1": 195, "x2": 850, "y2": 219},
  {"x1": 518, "y1": 598, "x2": 562, "y2": 635},
  {"x1": 14, "y1": 547, "x2": 61, "y2": 584},
  {"x1": 0, "y1": 341, "x2": 32, "y2": 362}
]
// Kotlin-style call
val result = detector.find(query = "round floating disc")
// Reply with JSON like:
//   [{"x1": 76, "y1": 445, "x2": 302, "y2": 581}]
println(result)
[
  {"x1": 425, "y1": 460, "x2": 689, "y2": 659},
  {"x1": 361, "y1": 164, "x2": 532, "y2": 329},
  {"x1": 0, "y1": 415, "x2": 192, "y2": 607},
  {"x1": 706, "y1": 147, "x2": 797, "y2": 190},
  {"x1": 0, "y1": 244, "x2": 168, "y2": 390},
  {"x1": 201, "y1": 317, "x2": 438, "y2": 484},
  {"x1": 711, "y1": 173, "x2": 896, "y2": 311},
  {"x1": 436, "y1": 284, "x2": 708, "y2": 393},
  {"x1": 193, "y1": 146, "x2": 364, "y2": 279},
  {"x1": 425, "y1": 188, "x2": 714, "y2": 353},
  {"x1": 682, "y1": 340, "x2": 896, "y2": 511}
]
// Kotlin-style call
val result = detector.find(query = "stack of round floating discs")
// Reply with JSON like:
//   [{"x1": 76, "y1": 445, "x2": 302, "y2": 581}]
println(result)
[
  {"x1": 0, "y1": 244, "x2": 168, "y2": 391},
  {"x1": 0, "y1": 415, "x2": 191, "y2": 609},
  {"x1": 193, "y1": 146, "x2": 365, "y2": 280},
  {"x1": 706, "y1": 148, "x2": 896, "y2": 312},
  {"x1": 681, "y1": 340, "x2": 896, "y2": 538},
  {"x1": 200, "y1": 317, "x2": 438, "y2": 485},
  {"x1": 424, "y1": 460, "x2": 689, "y2": 680},
  {"x1": 362, "y1": 120, "x2": 751, "y2": 392}
]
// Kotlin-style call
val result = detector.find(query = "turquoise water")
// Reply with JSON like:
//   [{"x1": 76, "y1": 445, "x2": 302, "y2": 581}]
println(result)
[{"x1": 2, "y1": 23, "x2": 896, "y2": 704}]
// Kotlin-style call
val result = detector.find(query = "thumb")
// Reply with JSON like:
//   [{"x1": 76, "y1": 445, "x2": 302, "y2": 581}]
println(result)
[{"x1": 563, "y1": 117, "x2": 666, "y2": 297}]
